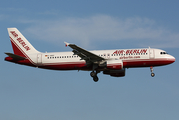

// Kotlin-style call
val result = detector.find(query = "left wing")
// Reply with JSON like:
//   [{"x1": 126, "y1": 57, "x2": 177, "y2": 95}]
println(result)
[{"x1": 65, "y1": 42, "x2": 105, "y2": 64}]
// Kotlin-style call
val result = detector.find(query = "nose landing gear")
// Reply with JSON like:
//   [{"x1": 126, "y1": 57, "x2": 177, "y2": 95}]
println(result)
[{"x1": 150, "y1": 66, "x2": 155, "y2": 77}]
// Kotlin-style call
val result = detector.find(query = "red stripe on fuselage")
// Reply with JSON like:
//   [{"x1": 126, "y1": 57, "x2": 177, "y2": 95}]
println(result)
[
  {"x1": 38, "y1": 61, "x2": 88, "y2": 70},
  {"x1": 36, "y1": 58, "x2": 174, "y2": 71},
  {"x1": 123, "y1": 58, "x2": 175, "y2": 68}
]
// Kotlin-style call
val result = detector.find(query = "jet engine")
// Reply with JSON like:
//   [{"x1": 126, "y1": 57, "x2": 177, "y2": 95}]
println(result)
[
  {"x1": 106, "y1": 59, "x2": 123, "y2": 70},
  {"x1": 103, "y1": 69, "x2": 125, "y2": 77},
  {"x1": 99, "y1": 59, "x2": 123, "y2": 70}
]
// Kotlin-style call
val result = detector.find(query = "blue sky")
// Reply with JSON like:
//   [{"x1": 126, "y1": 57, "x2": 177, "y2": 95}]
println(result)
[{"x1": 1, "y1": 0, "x2": 179, "y2": 120}]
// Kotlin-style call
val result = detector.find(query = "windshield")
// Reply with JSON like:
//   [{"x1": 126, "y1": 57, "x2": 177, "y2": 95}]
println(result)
[{"x1": 160, "y1": 52, "x2": 168, "y2": 55}]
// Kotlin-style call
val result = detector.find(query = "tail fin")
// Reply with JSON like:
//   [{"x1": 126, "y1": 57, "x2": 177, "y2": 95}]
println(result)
[{"x1": 7, "y1": 28, "x2": 40, "y2": 57}]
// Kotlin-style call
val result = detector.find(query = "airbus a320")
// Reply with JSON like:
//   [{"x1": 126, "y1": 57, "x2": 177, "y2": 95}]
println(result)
[{"x1": 5, "y1": 28, "x2": 175, "y2": 82}]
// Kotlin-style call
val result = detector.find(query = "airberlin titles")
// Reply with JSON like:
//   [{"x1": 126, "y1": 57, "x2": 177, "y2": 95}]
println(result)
[
  {"x1": 10, "y1": 31, "x2": 30, "y2": 51},
  {"x1": 113, "y1": 49, "x2": 147, "y2": 54},
  {"x1": 113, "y1": 49, "x2": 148, "y2": 59}
]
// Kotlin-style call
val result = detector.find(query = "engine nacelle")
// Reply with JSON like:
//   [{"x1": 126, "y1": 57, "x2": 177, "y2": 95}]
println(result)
[
  {"x1": 106, "y1": 59, "x2": 123, "y2": 70},
  {"x1": 103, "y1": 69, "x2": 125, "y2": 77}
]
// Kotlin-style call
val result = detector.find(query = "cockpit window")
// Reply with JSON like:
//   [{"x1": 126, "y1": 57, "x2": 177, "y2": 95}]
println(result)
[{"x1": 160, "y1": 52, "x2": 168, "y2": 55}]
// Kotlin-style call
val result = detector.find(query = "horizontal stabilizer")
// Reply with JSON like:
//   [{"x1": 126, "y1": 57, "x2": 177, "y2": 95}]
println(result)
[{"x1": 5, "y1": 53, "x2": 26, "y2": 60}]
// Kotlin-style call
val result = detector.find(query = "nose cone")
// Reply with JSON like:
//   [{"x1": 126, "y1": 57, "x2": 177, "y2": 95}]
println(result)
[{"x1": 169, "y1": 55, "x2": 175, "y2": 64}]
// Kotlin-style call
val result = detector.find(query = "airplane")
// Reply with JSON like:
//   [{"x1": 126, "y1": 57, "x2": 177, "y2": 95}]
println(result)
[{"x1": 5, "y1": 28, "x2": 175, "y2": 82}]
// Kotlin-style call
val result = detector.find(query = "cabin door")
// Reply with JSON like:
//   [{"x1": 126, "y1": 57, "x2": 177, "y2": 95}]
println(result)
[
  {"x1": 149, "y1": 49, "x2": 155, "y2": 59},
  {"x1": 37, "y1": 54, "x2": 42, "y2": 64}
]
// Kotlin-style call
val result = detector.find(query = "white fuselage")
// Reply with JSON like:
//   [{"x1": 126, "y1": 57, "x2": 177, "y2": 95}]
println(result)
[{"x1": 28, "y1": 48, "x2": 175, "y2": 71}]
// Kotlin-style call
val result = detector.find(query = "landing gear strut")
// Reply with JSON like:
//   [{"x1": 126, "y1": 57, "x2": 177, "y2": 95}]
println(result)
[
  {"x1": 150, "y1": 66, "x2": 155, "y2": 77},
  {"x1": 90, "y1": 71, "x2": 99, "y2": 82}
]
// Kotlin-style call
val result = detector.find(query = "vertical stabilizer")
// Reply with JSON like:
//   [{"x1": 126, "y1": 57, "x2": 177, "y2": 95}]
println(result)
[{"x1": 7, "y1": 28, "x2": 40, "y2": 57}]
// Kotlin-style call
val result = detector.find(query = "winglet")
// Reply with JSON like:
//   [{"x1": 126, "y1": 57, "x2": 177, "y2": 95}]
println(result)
[{"x1": 64, "y1": 42, "x2": 70, "y2": 47}]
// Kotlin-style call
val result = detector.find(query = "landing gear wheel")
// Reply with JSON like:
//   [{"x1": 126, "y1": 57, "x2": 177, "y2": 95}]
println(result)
[
  {"x1": 150, "y1": 66, "x2": 155, "y2": 77},
  {"x1": 90, "y1": 66, "x2": 100, "y2": 82},
  {"x1": 90, "y1": 71, "x2": 96, "y2": 77},
  {"x1": 93, "y1": 76, "x2": 99, "y2": 82},
  {"x1": 151, "y1": 73, "x2": 155, "y2": 77}
]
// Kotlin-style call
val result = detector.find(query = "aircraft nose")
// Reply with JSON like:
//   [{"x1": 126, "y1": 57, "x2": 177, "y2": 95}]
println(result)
[{"x1": 169, "y1": 55, "x2": 175, "y2": 63}]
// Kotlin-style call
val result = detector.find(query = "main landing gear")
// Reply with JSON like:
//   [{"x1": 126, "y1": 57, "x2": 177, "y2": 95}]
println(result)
[
  {"x1": 90, "y1": 64, "x2": 100, "y2": 82},
  {"x1": 90, "y1": 71, "x2": 99, "y2": 82},
  {"x1": 150, "y1": 66, "x2": 155, "y2": 77}
]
